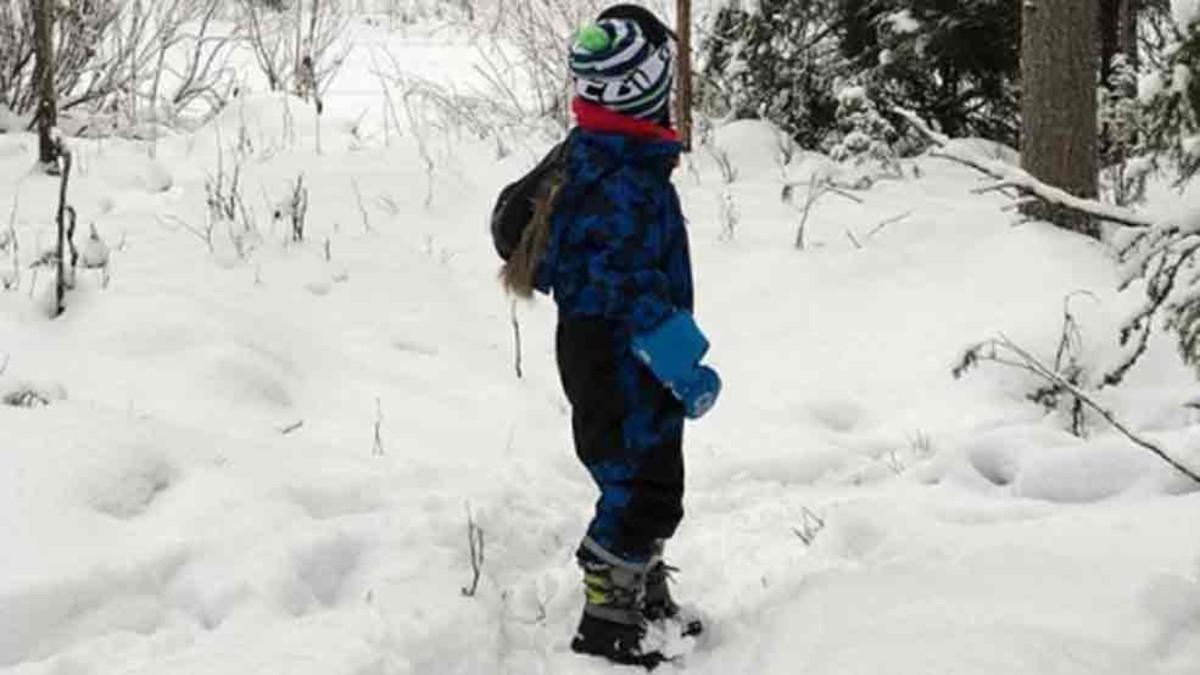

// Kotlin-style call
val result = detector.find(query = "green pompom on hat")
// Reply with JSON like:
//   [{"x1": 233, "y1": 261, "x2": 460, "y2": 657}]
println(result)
[{"x1": 568, "y1": 17, "x2": 674, "y2": 120}]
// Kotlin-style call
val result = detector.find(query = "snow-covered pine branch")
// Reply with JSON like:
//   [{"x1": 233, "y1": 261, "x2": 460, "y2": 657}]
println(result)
[{"x1": 1107, "y1": 208, "x2": 1200, "y2": 386}]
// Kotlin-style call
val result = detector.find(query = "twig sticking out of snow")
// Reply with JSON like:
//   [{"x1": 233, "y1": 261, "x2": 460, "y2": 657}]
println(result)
[
  {"x1": 372, "y1": 398, "x2": 385, "y2": 456},
  {"x1": 956, "y1": 334, "x2": 1200, "y2": 485},
  {"x1": 510, "y1": 300, "x2": 523, "y2": 380},
  {"x1": 461, "y1": 503, "x2": 485, "y2": 597},
  {"x1": 867, "y1": 211, "x2": 912, "y2": 239},
  {"x1": 352, "y1": 180, "x2": 372, "y2": 234},
  {"x1": 52, "y1": 138, "x2": 74, "y2": 319},
  {"x1": 792, "y1": 507, "x2": 826, "y2": 546},
  {"x1": 782, "y1": 179, "x2": 865, "y2": 250},
  {"x1": 285, "y1": 174, "x2": 308, "y2": 244},
  {"x1": 160, "y1": 215, "x2": 214, "y2": 253},
  {"x1": 895, "y1": 108, "x2": 1154, "y2": 230}
]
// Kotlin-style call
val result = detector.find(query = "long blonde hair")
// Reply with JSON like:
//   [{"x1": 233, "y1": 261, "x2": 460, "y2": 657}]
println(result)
[{"x1": 500, "y1": 171, "x2": 564, "y2": 298}]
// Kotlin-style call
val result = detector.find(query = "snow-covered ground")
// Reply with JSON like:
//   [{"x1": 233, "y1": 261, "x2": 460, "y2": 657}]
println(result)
[{"x1": 2, "y1": 19, "x2": 1200, "y2": 675}]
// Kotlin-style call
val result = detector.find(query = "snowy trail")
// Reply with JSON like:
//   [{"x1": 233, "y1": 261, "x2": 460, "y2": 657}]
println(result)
[{"x1": 3, "y1": 22, "x2": 1200, "y2": 675}]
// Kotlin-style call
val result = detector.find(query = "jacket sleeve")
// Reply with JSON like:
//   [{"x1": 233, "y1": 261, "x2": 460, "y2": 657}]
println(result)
[{"x1": 570, "y1": 178, "x2": 676, "y2": 334}]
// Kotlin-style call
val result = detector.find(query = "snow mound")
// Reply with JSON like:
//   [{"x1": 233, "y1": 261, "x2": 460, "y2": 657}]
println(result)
[
  {"x1": 710, "y1": 119, "x2": 793, "y2": 179},
  {"x1": 97, "y1": 153, "x2": 174, "y2": 194},
  {"x1": 1014, "y1": 439, "x2": 1165, "y2": 503},
  {"x1": 0, "y1": 104, "x2": 24, "y2": 134}
]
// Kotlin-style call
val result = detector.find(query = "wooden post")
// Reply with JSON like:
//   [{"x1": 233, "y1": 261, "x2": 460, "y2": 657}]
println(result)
[{"x1": 675, "y1": 0, "x2": 693, "y2": 151}]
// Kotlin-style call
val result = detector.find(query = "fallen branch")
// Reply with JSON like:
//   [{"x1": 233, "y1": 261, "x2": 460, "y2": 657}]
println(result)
[
  {"x1": 896, "y1": 108, "x2": 1154, "y2": 230},
  {"x1": 959, "y1": 334, "x2": 1200, "y2": 485}
]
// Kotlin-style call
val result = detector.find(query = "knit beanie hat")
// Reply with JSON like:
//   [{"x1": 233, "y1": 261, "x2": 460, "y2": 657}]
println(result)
[{"x1": 569, "y1": 12, "x2": 674, "y2": 120}]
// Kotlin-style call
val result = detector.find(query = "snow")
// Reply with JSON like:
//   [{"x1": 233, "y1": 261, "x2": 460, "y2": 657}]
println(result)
[
  {"x1": 884, "y1": 10, "x2": 921, "y2": 35},
  {"x1": 1139, "y1": 72, "x2": 1166, "y2": 104},
  {"x1": 1172, "y1": 64, "x2": 1192, "y2": 96},
  {"x1": 1173, "y1": 0, "x2": 1200, "y2": 30},
  {"x1": 1184, "y1": 134, "x2": 1200, "y2": 160},
  {"x1": 835, "y1": 85, "x2": 867, "y2": 105},
  {"x1": 2, "y1": 16, "x2": 1200, "y2": 675},
  {"x1": 0, "y1": 105, "x2": 23, "y2": 134}
]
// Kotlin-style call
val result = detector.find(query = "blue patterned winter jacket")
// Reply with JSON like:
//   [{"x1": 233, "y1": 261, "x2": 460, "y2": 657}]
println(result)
[{"x1": 535, "y1": 130, "x2": 693, "y2": 332}]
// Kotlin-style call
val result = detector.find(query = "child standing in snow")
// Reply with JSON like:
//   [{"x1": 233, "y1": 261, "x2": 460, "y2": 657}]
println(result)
[{"x1": 510, "y1": 5, "x2": 722, "y2": 667}]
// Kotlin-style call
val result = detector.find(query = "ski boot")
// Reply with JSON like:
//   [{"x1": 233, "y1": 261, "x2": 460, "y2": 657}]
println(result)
[{"x1": 570, "y1": 542, "x2": 666, "y2": 670}]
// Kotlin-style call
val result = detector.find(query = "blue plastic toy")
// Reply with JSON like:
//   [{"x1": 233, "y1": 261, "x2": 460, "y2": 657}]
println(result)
[{"x1": 632, "y1": 313, "x2": 721, "y2": 419}]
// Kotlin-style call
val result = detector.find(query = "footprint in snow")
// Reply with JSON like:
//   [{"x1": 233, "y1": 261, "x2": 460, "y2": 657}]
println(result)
[{"x1": 807, "y1": 399, "x2": 868, "y2": 434}]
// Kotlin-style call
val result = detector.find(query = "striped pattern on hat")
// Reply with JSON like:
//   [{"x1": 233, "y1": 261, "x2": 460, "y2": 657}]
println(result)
[{"x1": 569, "y1": 18, "x2": 674, "y2": 120}]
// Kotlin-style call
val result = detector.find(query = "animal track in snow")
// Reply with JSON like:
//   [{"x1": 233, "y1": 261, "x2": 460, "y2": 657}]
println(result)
[
  {"x1": 290, "y1": 531, "x2": 367, "y2": 609},
  {"x1": 807, "y1": 399, "x2": 868, "y2": 434},
  {"x1": 82, "y1": 450, "x2": 176, "y2": 519},
  {"x1": 289, "y1": 480, "x2": 383, "y2": 521},
  {"x1": 0, "y1": 549, "x2": 189, "y2": 667}
]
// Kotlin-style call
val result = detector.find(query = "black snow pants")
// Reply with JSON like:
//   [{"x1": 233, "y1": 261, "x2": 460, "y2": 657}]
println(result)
[{"x1": 555, "y1": 316, "x2": 685, "y2": 564}]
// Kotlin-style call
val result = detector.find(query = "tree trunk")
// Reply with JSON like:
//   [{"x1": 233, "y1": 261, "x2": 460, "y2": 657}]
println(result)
[
  {"x1": 1100, "y1": 0, "x2": 1138, "y2": 82},
  {"x1": 1118, "y1": 0, "x2": 1138, "y2": 70},
  {"x1": 1099, "y1": 0, "x2": 1119, "y2": 85},
  {"x1": 1021, "y1": 0, "x2": 1099, "y2": 238},
  {"x1": 32, "y1": 0, "x2": 57, "y2": 171}
]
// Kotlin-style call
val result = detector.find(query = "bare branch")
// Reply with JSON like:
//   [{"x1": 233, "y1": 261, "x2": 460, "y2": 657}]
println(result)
[{"x1": 966, "y1": 334, "x2": 1200, "y2": 484}]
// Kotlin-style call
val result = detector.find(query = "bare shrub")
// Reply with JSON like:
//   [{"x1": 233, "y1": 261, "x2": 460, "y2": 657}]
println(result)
[
  {"x1": 952, "y1": 294, "x2": 1097, "y2": 439},
  {"x1": 280, "y1": 173, "x2": 308, "y2": 242},
  {"x1": 954, "y1": 334, "x2": 1200, "y2": 485},
  {"x1": 472, "y1": 0, "x2": 601, "y2": 130},
  {"x1": 782, "y1": 178, "x2": 864, "y2": 250},
  {"x1": 1, "y1": 0, "x2": 239, "y2": 132},
  {"x1": 238, "y1": 0, "x2": 349, "y2": 98}
]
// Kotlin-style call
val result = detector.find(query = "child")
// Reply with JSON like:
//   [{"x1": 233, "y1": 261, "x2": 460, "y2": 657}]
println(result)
[{"x1": 531, "y1": 4, "x2": 721, "y2": 667}]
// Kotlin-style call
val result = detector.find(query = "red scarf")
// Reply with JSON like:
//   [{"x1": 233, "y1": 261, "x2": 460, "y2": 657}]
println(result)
[{"x1": 572, "y1": 98, "x2": 680, "y2": 143}]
